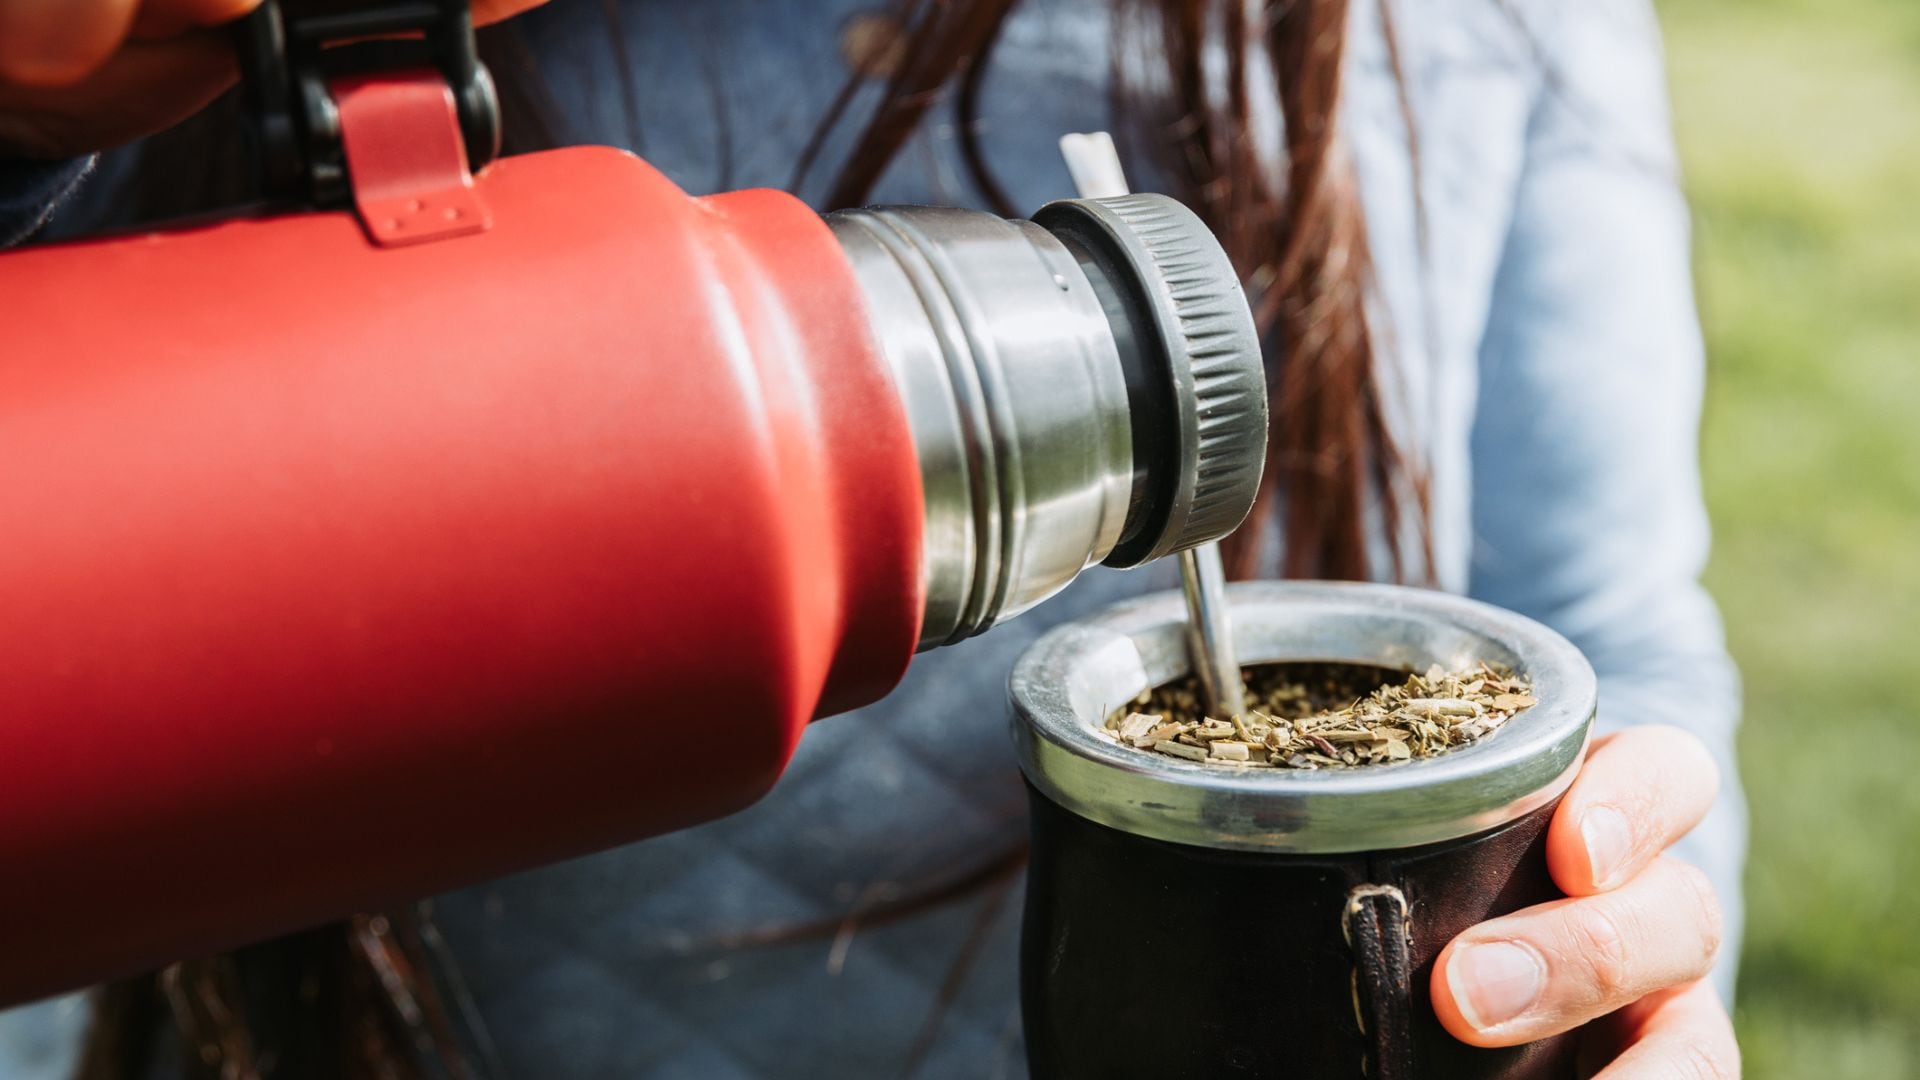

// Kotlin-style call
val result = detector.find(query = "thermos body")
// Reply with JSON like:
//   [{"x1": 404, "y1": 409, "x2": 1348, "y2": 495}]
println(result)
[
  {"x1": 0, "y1": 143, "x2": 1269, "y2": 1004},
  {"x1": 1009, "y1": 583, "x2": 1600, "y2": 1079},
  {"x1": 0, "y1": 147, "x2": 929, "y2": 1003}
]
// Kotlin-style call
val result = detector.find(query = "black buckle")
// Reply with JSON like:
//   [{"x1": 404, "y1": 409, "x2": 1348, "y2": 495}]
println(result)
[{"x1": 236, "y1": 0, "x2": 501, "y2": 207}]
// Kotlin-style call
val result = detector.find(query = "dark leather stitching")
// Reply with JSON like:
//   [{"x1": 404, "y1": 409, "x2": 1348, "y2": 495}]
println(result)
[{"x1": 1344, "y1": 883, "x2": 1414, "y2": 1080}]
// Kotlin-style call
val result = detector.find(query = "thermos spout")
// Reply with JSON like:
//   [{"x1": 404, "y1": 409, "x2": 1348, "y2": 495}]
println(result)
[{"x1": 830, "y1": 194, "x2": 1269, "y2": 649}]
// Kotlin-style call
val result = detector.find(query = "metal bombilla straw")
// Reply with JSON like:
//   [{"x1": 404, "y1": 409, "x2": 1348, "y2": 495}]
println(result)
[{"x1": 1059, "y1": 132, "x2": 1248, "y2": 720}]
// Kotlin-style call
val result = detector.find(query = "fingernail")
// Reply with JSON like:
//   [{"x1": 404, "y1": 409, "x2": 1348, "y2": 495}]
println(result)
[
  {"x1": 1448, "y1": 941, "x2": 1544, "y2": 1031},
  {"x1": 1581, "y1": 805, "x2": 1634, "y2": 889}
]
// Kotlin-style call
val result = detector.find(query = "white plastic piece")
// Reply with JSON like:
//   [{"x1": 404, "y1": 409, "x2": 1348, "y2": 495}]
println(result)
[{"x1": 1057, "y1": 132, "x2": 1132, "y2": 200}]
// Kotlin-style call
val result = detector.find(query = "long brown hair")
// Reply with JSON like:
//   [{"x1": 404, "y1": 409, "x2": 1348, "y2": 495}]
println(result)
[{"x1": 77, "y1": 2, "x2": 1423, "y2": 1076}]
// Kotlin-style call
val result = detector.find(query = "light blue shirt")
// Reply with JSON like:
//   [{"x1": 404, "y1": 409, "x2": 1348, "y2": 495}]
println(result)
[{"x1": 1, "y1": 1, "x2": 1743, "y2": 1076}]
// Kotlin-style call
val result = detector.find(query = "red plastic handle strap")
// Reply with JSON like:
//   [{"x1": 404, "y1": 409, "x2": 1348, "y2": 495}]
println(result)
[{"x1": 332, "y1": 70, "x2": 492, "y2": 247}]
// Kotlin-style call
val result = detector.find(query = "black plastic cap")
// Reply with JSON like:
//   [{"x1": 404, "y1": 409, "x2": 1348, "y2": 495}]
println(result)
[{"x1": 1034, "y1": 194, "x2": 1268, "y2": 568}]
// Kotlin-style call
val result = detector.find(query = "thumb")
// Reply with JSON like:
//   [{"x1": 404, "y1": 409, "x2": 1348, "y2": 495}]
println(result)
[
  {"x1": 472, "y1": 0, "x2": 549, "y2": 26},
  {"x1": 0, "y1": 30, "x2": 236, "y2": 158},
  {"x1": 131, "y1": 0, "x2": 261, "y2": 38},
  {"x1": 0, "y1": 0, "x2": 142, "y2": 88}
]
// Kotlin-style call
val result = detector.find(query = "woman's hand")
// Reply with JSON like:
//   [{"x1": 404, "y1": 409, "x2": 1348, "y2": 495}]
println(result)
[
  {"x1": 0, "y1": 0, "x2": 545, "y2": 159},
  {"x1": 1430, "y1": 725, "x2": 1740, "y2": 1077}
]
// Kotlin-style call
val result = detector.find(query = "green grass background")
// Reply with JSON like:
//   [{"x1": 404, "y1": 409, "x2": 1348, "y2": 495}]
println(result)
[{"x1": 1658, "y1": 0, "x2": 1920, "y2": 1073}]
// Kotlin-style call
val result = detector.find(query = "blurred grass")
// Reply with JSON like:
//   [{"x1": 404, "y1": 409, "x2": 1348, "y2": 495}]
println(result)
[{"x1": 1658, "y1": 0, "x2": 1920, "y2": 1074}]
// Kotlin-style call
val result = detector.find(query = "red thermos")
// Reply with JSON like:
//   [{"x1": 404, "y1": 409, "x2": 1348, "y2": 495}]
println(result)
[{"x1": 0, "y1": 66, "x2": 1267, "y2": 1003}]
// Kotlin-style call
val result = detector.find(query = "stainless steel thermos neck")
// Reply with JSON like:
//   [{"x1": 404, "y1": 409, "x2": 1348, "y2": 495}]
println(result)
[{"x1": 829, "y1": 194, "x2": 1269, "y2": 648}]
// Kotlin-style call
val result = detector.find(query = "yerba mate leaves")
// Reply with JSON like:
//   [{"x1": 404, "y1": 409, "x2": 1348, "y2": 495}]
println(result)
[{"x1": 1099, "y1": 661, "x2": 1536, "y2": 771}]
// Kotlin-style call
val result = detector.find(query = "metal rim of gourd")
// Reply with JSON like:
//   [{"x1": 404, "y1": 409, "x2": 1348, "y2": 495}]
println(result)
[{"x1": 1008, "y1": 581, "x2": 1599, "y2": 854}]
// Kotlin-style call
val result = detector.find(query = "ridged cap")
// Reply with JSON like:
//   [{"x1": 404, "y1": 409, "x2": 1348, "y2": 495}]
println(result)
[{"x1": 1033, "y1": 194, "x2": 1268, "y2": 567}]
